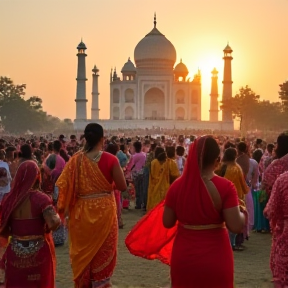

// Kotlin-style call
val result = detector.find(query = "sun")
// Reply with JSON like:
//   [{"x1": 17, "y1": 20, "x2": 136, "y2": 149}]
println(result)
[
  {"x1": 184, "y1": 51, "x2": 224, "y2": 121},
  {"x1": 196, "y1": 53, "x2": 223, "y2": 78}
]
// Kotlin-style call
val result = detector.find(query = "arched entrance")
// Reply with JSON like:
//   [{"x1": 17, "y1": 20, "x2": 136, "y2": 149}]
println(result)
[
  {"x1": 113, "y1": 107, "x2": 119, "y2": 120},
  {"x1": 175, "y1": 89, "x2": 185, "y2": 104},
  {"x1": 175, "y1": 107, "x2": 185, "y2": 120},
  {"x1": 144, "y1": 88, "x2": 165, "y2": 120},
  {"x1": 113, "y1": 89, "x2": 120, "y2": 103},
  {"x1": 125, "y1": 89, "x2": 134, "y2": 103},
  {"x1": 125, "y1": 106, "x2": 134, "y2": 120}
]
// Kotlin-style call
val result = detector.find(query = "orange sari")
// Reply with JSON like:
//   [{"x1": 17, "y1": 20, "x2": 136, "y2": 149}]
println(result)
[{"x1": 56, "y1": 152, "x2": 117, "y2": 288}]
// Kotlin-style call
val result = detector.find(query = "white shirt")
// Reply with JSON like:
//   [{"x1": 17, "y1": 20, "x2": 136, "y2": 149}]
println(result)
[{"x1": 0, "y1": 161, "x2": 12, "y2": 194}]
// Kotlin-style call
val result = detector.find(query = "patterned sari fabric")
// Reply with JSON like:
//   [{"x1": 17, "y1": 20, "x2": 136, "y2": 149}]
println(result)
[
  {"x1": 146, "y1": 158, "x2": 180, "y2": 211},
  {"x1": 262, "y1": 153, "x2": 288, "y2": 196},
  {"x1": 264, "y1": 172, "x2": 288, "y2": 287},
  {"x1": 0, "y1": 161, "x2": 57, "y2": 288},
  {"x1": 56, "y1": 152, "x2": 117, "y2": 288}
]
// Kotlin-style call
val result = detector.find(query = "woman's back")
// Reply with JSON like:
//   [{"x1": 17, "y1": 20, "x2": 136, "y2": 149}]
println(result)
[
  {"x1": 166, "y1": 175, "x2": 238, "y2": 225},
  {"x1": 67, "y1": 152, "x2": 117, "y2": 195},
  {"x1": 10, "y1": 191, "x2": 51, "y2": 237}
]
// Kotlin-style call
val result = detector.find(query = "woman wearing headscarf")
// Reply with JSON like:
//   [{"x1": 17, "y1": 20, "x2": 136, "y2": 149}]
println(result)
[
  {"x1": 56, "y1": 123, "x2": 127, "y2": 288},
  {"x1": 126, "y1": 136, "x2": 245, "y2": 288},
  {"x1": 0, "y1": 160, "x2": 60, "y2": 288}
]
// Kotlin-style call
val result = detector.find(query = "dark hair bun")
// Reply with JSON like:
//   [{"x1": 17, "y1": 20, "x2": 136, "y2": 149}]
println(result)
[{"x1": 84, "y1": 123, "x2": 104, "y2": 152}]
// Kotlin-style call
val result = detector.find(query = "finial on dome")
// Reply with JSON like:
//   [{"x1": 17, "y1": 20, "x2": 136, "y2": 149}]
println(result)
[
  {"x1": 180, "y1": 58, "x2": 182, "y2": 63},
  {"x1": 128, "y1": 57, "x2": 130, "y2": 61},
  {"x1": 154, "y1": 12, "x2": 157, "y2": 28}
]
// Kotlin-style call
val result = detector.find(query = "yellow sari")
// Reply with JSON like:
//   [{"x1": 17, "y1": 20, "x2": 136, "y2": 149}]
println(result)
[
  {"x1": 56, "y1": 152, "x2": 117, "y2": 287},
  {"x1": 147, "y1": 158, "x2": 180, "y2": 211},
  {"x1": 223, "y1": 163, "x2": 249, "y2": 201}
]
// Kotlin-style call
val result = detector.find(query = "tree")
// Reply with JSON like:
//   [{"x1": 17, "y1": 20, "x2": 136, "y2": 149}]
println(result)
[
  {"x1": 221, "y1": 85, "x2": 260, "y2": 133},
  {"x1": 0, "y1": 76, "x2": 26, "y2": 104},
  {"x1": 279, "y1": 80, "x2": 288, "y2": 111},
  {"x1": 0, "y1": 76, "x2": 49, "y2": 133},
  {"x1": 1, "y1": 97, "x2": 47, "y2": 133},
  {"x1": 27, "y1": 96, "x2": 43, "y2": 111},
  {"x1": 253, "y1": 100, "x2": 287, "y2": 132}
]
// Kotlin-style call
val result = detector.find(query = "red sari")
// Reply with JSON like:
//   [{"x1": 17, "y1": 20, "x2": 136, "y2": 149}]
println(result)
[
  {"x1": 126, "y1": 137, "x2": 239, "y2": 288},
  {"x1": 0, "y1": 161, "x2": 56, "y2": 288}
]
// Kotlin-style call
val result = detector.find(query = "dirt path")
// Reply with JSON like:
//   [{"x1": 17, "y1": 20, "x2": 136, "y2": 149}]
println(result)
[{"x1": 56, "y1": 208, "x2": 273, "y2": 288}]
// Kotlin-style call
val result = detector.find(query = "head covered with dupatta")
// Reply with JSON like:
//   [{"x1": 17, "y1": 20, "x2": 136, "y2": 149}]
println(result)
[
  {"x1": 125, "y1": 135, "x2": 221, "y2": 264},
  {"x1": 0, "y1": 160, "x2": 41, "y2": 235},
  {"x1": 175, "y1": 135, "x2": 221, "y2": 223}
]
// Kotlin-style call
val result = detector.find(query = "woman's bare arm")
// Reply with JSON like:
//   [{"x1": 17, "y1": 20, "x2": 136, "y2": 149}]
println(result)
[
  {"x1": 163, "y1": 205, "x2": 177, "y2": 228},
  {"x1": 223, "y1": 206, "x2": 245, "y2": 234},
  {"x1": 112, "y1": 163, "x2": 127, "y2": 191}
]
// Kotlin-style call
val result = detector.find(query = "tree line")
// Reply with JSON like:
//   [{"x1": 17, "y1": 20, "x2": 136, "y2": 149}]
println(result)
[
  {"x1": 0, "y1": 76, "x2": 73, "y2": 134},
  {"x1": 221, "y1": 81, "x2": 288, "y2": 134}
]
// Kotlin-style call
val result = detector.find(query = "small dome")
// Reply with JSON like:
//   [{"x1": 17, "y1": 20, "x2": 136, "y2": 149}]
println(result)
[
  {"x1": 134, "y1": 19, "x2": 176, "y2": 69},
  {"x1": 92, "y1": 65, "x2": 99, "y2": 74},
  {"x1": 223, "y1": 44, "x2": 232, "y2": 52},
  {"x1": 211, "y1": 67, "x2": 218, "y2": 74},
  {"x1": 121, "y1": 58, "x2": 136, "y2": 73},
  {"x1": 174, "y1": 59, "x2": 189, "y2": 74},
  {"x1": 77, "y1": 40, "x2": 87, "y2": 50}
]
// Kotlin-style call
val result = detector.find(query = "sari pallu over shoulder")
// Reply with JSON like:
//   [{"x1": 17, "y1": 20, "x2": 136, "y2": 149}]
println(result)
[{"x1": 56, "y1": 152, "x2": 117, "y2": 282}]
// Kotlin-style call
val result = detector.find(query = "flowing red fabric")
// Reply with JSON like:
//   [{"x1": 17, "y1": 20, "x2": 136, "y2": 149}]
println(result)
[
  {"x1": 125, "y1": 137, "x2": 221, "y2": 264},
  {"x1": 0, "y1": 160, "x2": 40, "y2": 235}
]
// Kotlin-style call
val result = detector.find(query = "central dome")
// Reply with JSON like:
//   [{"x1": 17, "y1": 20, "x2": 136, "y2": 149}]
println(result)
[{"x1": 134, "y1": 20, "x2": 176, "y2": 69}]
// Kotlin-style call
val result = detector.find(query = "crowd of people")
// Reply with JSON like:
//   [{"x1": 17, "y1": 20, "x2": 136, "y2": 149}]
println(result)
[{"x1": 0, "y1": 124, "x2": 287, "y2": 287}]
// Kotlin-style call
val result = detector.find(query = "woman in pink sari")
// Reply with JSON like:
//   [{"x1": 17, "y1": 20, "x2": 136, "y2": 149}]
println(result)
[
  {"x1": 126, "y1": 136, "x2": 245, "y2": 288},
  {"x1": 0, "y1": 161, "x2": 60, "y2": 288}
]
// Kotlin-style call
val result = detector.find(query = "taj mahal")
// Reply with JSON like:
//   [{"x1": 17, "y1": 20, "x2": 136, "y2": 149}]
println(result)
[{"x1": 74, "y1": 15, "x2": 234, "y2": 131}]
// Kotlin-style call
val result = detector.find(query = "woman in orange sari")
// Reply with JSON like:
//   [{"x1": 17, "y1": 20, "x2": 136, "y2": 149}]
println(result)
[
  {"x1": 0, "y1": 160, "x2": 60, "y2": 288},
  {"x1": 56, "y1": 123, "x2": 127, "y2": 288},
  {"x1": 126, "y1": 136, "x2": 245, "y2": 288}
]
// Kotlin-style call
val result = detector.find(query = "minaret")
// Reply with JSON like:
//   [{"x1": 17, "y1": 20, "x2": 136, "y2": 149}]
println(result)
[
  {"x1": 210, "y1": 68, "x2": 219, "y2": 122},
  {"x1": 222, "y1": 43, "x2": 233, "y2": 122},
  {"x1": 75, "y1": 40, "x2": 88, "y2": 120},
  {"x1": 91, "y1": 65, "x2": 100, "y2": 120}
]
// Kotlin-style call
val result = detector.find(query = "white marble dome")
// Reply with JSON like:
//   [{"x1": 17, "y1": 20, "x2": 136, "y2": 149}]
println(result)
[
  {"x1": 121, "y1": 58, "x2": 136, "y2": 73},
  {"x1": 134, "y1": 26, "x2": 176, "y2": 69}
]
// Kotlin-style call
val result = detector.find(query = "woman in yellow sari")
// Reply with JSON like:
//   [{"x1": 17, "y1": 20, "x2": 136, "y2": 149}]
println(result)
[
  {"x1": 146, "y1": 147, "x2": 180, "y2": 211},
  {"x1": 56, "y1": 123, "x2": 127, "y2": 288},
  {"x1": 217, "y1": 148, "x2": 249, "y2": 201},
  {"x1": 216, "y1": 147, "x2": 249, "y2": 251}
]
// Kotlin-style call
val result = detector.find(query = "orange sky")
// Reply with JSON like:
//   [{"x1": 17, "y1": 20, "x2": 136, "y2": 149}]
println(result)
[{"x1": 1, "y1": 0, "x2": 288, "y2": 122}]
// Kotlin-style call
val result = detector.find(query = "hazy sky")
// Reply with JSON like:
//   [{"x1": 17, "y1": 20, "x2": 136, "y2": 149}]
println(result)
[{"x1": 1, "y1": 0, "x2": 288, "y2": 121}]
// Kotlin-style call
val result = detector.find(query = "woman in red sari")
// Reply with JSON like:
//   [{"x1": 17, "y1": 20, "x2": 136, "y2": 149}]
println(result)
[
  {"x1": 126, "y1": 136, "x2": 245, "y2": 288},
  {"x1": 0, "y1": 160, "x2": 60, "y2": 288}
]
